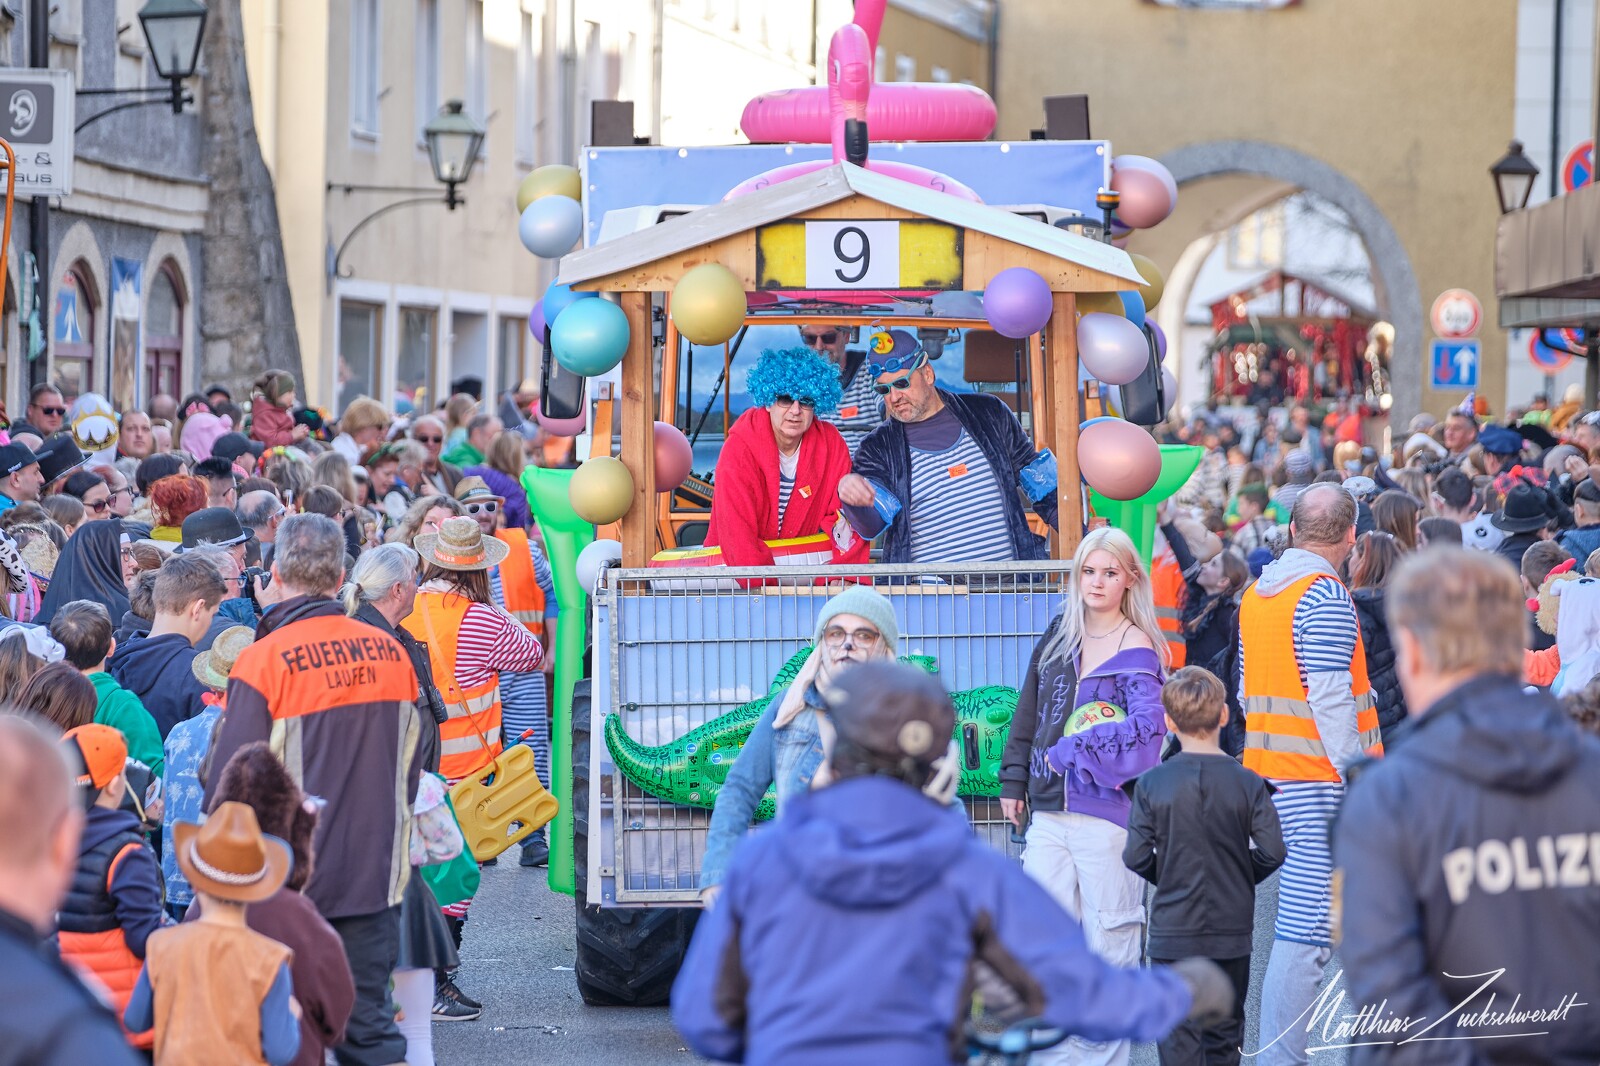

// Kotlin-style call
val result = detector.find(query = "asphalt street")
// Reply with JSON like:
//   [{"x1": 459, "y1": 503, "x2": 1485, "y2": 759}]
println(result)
[{"x1": 432, "y1": 855, "x2": 1351, "y2": 1065}]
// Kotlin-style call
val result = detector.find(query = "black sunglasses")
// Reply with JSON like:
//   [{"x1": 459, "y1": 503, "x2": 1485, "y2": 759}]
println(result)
[
  {"x1": 800, "y1": 331, "x2": 839, "y2": 347},
  {"x1": 872, "y1": 376, "x2": 916, "y2": 396},
  {"x1": 414, "y1": 435, "x2": 443, "y2": 444},
  {"x1": 773, "y1": 394, "x2": 817, "y2": 410},
  {"x1": 37, "y1": 405, "x2": 66, "y2": 417}
]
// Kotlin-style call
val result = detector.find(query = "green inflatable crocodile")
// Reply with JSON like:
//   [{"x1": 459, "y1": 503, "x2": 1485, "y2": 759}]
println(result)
[{"x1": 603, "y1": 647, "x2": 1016, "y2": 820}]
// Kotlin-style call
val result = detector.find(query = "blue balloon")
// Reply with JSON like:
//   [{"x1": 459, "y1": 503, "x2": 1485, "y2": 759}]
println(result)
[
  {"x1": 550, "y1": 298, "x2": 630, "y2": 377},
  {"x1": 1118, "y1": 290, "x2": 1146, "y2": 330},
  {"x1": 1081, "y1": 415, "x2": 1120, "y2": 429},
  {"x1": 543, "y1": 280, "x2": 597, "y2": 327}
]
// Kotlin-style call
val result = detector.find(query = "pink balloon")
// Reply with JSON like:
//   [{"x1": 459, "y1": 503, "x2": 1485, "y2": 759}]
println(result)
[
  {"x1": 1110, "y1": 166, "x2": 1174, "y2": 229},
  {"x1": 653, "y1": 421, "x2": 694, "y2": 491},
  {"x1": 1112, "y1": 155, "x2": 1179, "y2": 209},
  {"x1": 532, "y1": 398, "x2": 585, "y2": 437},
  {"x1": 1079, "y1": 419, "x2": 1161, "y2": 501}
]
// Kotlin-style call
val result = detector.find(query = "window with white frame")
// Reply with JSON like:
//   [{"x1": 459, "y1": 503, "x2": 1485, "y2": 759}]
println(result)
[
  {"x1": 894, "y1": 53, "x2": 915, "y2": 82},
  {"x1": 415, "y1": 0, "x2": 439, "y2": 142},
  {"x1": 351, "y1": 0, "x2": 381, "y2": 136},
  {"x1": 931, "y1": 66, "x2": 951, "y2": 83},
  {"x1": 516, "y1": 8, "x2": 540, "y2": 165},
  {"x1": 466, "y1": 0, "x2": 487, "y2": 133},
  {"x1": 874, "y1": 46, "x2": 886, "y2": 82}
]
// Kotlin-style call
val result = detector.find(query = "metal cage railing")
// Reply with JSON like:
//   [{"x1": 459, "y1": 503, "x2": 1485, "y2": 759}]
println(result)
[{"x1": 589, "y1": 561, "x2": 1071, "y2": 906}]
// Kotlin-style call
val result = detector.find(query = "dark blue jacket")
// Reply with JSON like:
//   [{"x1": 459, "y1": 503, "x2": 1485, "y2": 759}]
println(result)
[
  {"x1": 0, "y1": 906, "x2": 143, "y2": 1066},
  {"x1": 1334, "y1": 676, "x2": 1600, "y2": 1065},
  {"x1": 671, "y1": 776, "x2": 1190, "y2": 1065},
  {"x1": 1558, "y1": 525, "x2": 1600, "y2": 568},
  {"x1": 851, "y1": 390, "x2": 1058, "y2": 563},
  {"x1": 109, "y1": 632, "x2": 210, "y2": 738}
]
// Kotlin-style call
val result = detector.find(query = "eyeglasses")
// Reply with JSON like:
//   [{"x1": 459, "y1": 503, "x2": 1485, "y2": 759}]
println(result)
[
  {"x1": 120, "y1": 546, "x2": 135, "y2": 560},
  {"x1": 414, "y1": 435, "x2": 443, "y2": 445},
  {"x1": 464, "y1": 500, "x2": 499, "y2": 515},
  {"x1": 108, "y1": 485, "x2": 132, "y2": 500},
  {"x1": 799, "y1": 331, "x2": 839, "y2": 347},
  {"x1": 36, "y1": 406, "x2": 66, "y2": 417},
  {"x1": 86, "y1": 499, "x2": 110, "y2": 513},
  {"x1": 822, "y1": 625, "x2": 881, "y2": 649},
  {"x1": 772, "y1": 394, "x2": 817, "y2": 410},
  {"x1": 872, "y1": 376, "x2": 916, "y2": 396}
]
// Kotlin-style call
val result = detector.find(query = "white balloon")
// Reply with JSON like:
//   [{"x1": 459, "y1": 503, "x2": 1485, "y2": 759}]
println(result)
[
  {"x1": 576, "y1": 538, "x2": 623, "y2": 593},
  {"x1": 519, "y1": 196, "x2": 584, "y2": 258},
  {"x1": 1161, "y1": 367, "x2": 1178, "y2": 418}
]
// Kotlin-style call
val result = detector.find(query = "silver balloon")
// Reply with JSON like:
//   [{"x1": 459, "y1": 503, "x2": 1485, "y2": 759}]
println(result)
[
  {"x1": 1077, "y1": 312, "x2": 1149, "y2": 386},
  {"x1": 519, "y1": 196, "x2": 584, "y2": 258},
  {"x1": 1161, "y1": 367, "x2": 1178, "y2": 418},
  {"x1": 575, "y1": 538, "x2": 623, "y2": 592}
]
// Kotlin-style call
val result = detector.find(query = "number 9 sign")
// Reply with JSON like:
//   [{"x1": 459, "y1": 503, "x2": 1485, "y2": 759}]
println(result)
[{"x1": 805, "y1": 220, "x2": 897, "y2": 289}]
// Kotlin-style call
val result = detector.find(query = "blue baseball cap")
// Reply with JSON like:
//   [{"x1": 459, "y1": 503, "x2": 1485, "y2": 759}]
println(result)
[{"x1": 867, "y1": 329, "x2": 927, "y2": 377}]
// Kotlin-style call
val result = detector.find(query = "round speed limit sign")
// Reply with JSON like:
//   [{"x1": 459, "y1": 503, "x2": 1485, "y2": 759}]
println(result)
[{"x1": 1431, "y1": 289, "x2": 1483, "y2": 339}]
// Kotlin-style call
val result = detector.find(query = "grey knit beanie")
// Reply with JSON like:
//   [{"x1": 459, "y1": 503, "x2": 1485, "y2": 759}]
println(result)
[{"x1": 813, "y1": 585, "x2": 898, "y2": 654}]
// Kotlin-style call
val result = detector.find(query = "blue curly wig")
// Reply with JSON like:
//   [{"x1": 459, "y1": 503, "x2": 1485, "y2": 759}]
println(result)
[{"x1": 745, "y1": 347, "x2": 843, "y2": 416}]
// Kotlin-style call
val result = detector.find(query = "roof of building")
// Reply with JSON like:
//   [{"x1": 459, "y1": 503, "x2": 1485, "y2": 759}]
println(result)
[{"x1": 555, "y1": 161, "x2": 1144, "y2": 289}]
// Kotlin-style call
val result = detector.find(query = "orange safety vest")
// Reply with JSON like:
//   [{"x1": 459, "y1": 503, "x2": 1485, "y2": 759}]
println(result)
[
  {"x1": 1151, "y1": 548, "x2": 1187, "y2": 668},
  {"x1": 494, "y1": 528, "x2": 545, "y2": 632},
  {"x1": 404, "y1": 591, "x2": 502, "y2": 780},
  {"x1": 1239, "y1": 573, "x2": 1384, "y2": 782}
]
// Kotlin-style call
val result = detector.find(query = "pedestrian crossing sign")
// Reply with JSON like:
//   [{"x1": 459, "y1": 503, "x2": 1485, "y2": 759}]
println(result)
[{"x1": 1430, "y1": 338, "x2": 1479, "y2": 390}]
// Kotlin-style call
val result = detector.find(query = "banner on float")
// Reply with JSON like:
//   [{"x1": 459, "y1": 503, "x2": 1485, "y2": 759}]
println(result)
[{"x1": 110, "y1": 258, "x2": 142, "y2": 413}]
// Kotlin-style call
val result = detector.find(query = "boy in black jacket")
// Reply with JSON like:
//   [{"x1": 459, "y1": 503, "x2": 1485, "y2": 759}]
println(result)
[{"x1": 1124, "y1": 667, "x2": 1286, "y2": 1065}]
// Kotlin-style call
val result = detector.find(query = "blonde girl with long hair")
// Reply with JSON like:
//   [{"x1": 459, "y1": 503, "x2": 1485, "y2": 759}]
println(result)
[{"x1": 998, "y1": 526, "x2": 1170, "y2": 1066}]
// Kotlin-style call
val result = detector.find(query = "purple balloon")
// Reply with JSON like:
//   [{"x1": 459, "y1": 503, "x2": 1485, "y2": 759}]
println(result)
[
  {"x1": 1077, "y1": 312, "x2": 1149, "y2": 386},
  {"x1": 530, "y1": 300, "x2": 548, "y2": 346},
  {"x1": 983, "y1": 267, "x2": 1053, "y2": 339},
  {"x1": 1149, "y1": 320, "x2": 1167, "y2": 360}
]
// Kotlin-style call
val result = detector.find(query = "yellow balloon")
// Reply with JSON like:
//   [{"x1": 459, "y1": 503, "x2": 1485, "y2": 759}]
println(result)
[
  {"x1": 671, "y1": 264, "x2": 748, "y2": 346},
  {"x1": 1077, "y1": 292, "x2": 1124, "y2": 317},
  {"x1": 568, "y1": 456, "x2": 635, "y2": 525},
  {"x1": 516, "y1": 165, "x2": 582, "y2": 212},
  {"x1": 1129, "y1": 253, "x2": 1165, "y2": 311}
]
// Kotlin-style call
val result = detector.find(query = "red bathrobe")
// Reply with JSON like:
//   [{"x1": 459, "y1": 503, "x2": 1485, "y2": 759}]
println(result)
[{"x1": 704, "y1": 407, "x2": 869, "y2": 568}]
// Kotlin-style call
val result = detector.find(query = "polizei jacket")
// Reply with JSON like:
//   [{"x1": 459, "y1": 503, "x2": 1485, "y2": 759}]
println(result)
[
  {"x1": 1333, "y1": 675, "x2": 1600, "y2": 1065},
  {"x1": 206, "y1": 596, "x2": 422, "y2": 920}
]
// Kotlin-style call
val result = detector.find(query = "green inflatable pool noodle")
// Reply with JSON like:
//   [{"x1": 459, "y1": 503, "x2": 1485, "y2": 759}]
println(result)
[
  {"x1": 522, "y1": 465, "x2": 593, "y2": 897},
  {"x1": 1089, "y1": 444, "x2": 1205, "y2": 565}
]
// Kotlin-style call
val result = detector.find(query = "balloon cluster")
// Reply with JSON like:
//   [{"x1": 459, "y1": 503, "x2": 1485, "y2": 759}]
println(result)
[{"x1": 516, "y1": 165, "x2": 583, "y2": 258}]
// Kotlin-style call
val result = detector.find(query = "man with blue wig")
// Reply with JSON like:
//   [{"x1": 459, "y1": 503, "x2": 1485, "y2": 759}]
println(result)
[
  {"x1": 703, "y1": 347, "x2": 870, "y2": 569},
  {"x1": 839, "y1": 329, "x2": 1059, "y2": 564}
]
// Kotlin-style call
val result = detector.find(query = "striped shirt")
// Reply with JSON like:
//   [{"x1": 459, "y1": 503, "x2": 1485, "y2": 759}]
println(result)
[
  {"x1": 777, "y1": 449, "x2": 799, "y2": 528},
  {"x1": 418, "y1": 582, "x2": 544, "y2": 689},
  {"x1": 906, "y1": 430, "x2": 1014, "y2": 563},
  {"x1": 488, "y1": 538, "x2": 561, "y2": 620},
  {"x1": 825, "y1": 358, "x2": 882, "y2": 455}
]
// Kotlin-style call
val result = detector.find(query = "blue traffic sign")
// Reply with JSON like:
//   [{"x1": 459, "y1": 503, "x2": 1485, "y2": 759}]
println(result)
[{"x1": 1431, "y1": 338, "x2": 1479, "y2": 389}]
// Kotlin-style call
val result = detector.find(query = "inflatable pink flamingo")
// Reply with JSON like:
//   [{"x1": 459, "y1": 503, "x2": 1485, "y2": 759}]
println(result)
[
  {"x1": 739, "y1": 0, "x2": 996, "y2": 146},
  {"x1": 722, "y1": 22, "x2": 982, "y2": 202}
]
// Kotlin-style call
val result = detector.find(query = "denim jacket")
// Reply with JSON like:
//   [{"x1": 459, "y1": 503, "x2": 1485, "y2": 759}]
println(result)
[{"x1": 700, "y1": 685, "x2": 827, "y2": 888}]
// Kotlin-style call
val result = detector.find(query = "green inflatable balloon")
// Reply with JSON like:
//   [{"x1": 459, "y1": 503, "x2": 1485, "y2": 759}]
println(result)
[
  {"x1": 522, "y1": 465, "x2": 596, "y2": 896},
  {"x1": 1089, "y1": 444, "x2": 1205, "y2": 565}
]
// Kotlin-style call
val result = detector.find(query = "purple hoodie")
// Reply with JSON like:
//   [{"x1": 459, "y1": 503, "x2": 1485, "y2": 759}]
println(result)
[
  {"x1": 463, "y1": 465, "x2": 531, "y2": 531},
  {"x1": 1000, "y1": 630, "x2": 1166, "y2": 828}
]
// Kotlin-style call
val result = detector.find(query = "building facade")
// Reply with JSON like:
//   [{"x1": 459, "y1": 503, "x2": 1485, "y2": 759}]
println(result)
[
  {"x1": 0, "y1": 0, "x2": 206, "y2": 417},
  {"x1": 996, "y1": 0, "x2": 1523, "y2": 422}
]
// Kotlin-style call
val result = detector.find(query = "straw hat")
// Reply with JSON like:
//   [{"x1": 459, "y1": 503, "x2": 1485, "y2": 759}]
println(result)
[
  {"x1": 192, "y1": 625, "x2": 257, "y2": 690},
  {"x1": 414, "y1": 515, "x2": 508, "y2": 571},
  {"x1": 17, "y1": 527, "x2": 59, "y2": 578},
  {"x1": 173, "y1": 800, "x2": 291, "y2": 903},
  {"x1": 453, "y1": 475, "x2": 503, "y2": 506}
]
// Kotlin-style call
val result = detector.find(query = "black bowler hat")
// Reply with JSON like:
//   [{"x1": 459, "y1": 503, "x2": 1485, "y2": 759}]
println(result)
[
  {"x1": 176, "y1": 507, "x2": 250, "y2": 552},
  {"x1": 212, "y1": 432, "x2": 264, "y2": 465},
  {"x1": 35, "y1": 435, "x2": 88, "y2": 484},
  {"x1": 0, "y1": 441, "x2": 39, "y2": 477},
  {"x1": 1492, "y1": 483, "x2": 1553, "y2": 534}
]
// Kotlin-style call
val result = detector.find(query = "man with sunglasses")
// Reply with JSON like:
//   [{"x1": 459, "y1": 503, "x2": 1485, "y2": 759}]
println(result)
[
  {"x1": 798, "y1": 323, "x2": 880, "y2": 454},
  {"x1": 11, "y1": 384, "x2": 66, "y2": 441},
  {"x1": 410, "y1": 415, "x2": 463, "y2": 496},
  {"x1": 839, "y1": 329, "x2": 1059, "y2": 564},
  {"x1": 453, "y1": 475, "x2": 561, "y2": 866}
]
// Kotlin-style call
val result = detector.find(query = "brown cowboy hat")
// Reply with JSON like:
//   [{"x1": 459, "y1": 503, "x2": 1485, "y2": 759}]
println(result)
[
  {"x1": 173, "y1": 801, "x2": 292, "y2": 903},
  {"x1": 413, "y1": 514, "x2": 508, "y2": 572}
]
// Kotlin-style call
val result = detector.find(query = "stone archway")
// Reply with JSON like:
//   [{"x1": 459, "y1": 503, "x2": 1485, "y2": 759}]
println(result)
[{"x1": 1156, "y1": 141, "x2": 1424, "y2": 424}]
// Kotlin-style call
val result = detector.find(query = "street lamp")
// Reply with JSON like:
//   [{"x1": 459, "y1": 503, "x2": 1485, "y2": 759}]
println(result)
[
  {"x1": 327, "y1": 100, "x2": 488, "y2": 288},
  {"x1": 139, "y1": 0, "x2": 208, "y2": 113},
  {"x1": 424, "y1": 100, "x2": 486, "y2": 209},
  {"x1": 1490, "y1": 140, "x2": 1540, "y2": 215}
]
